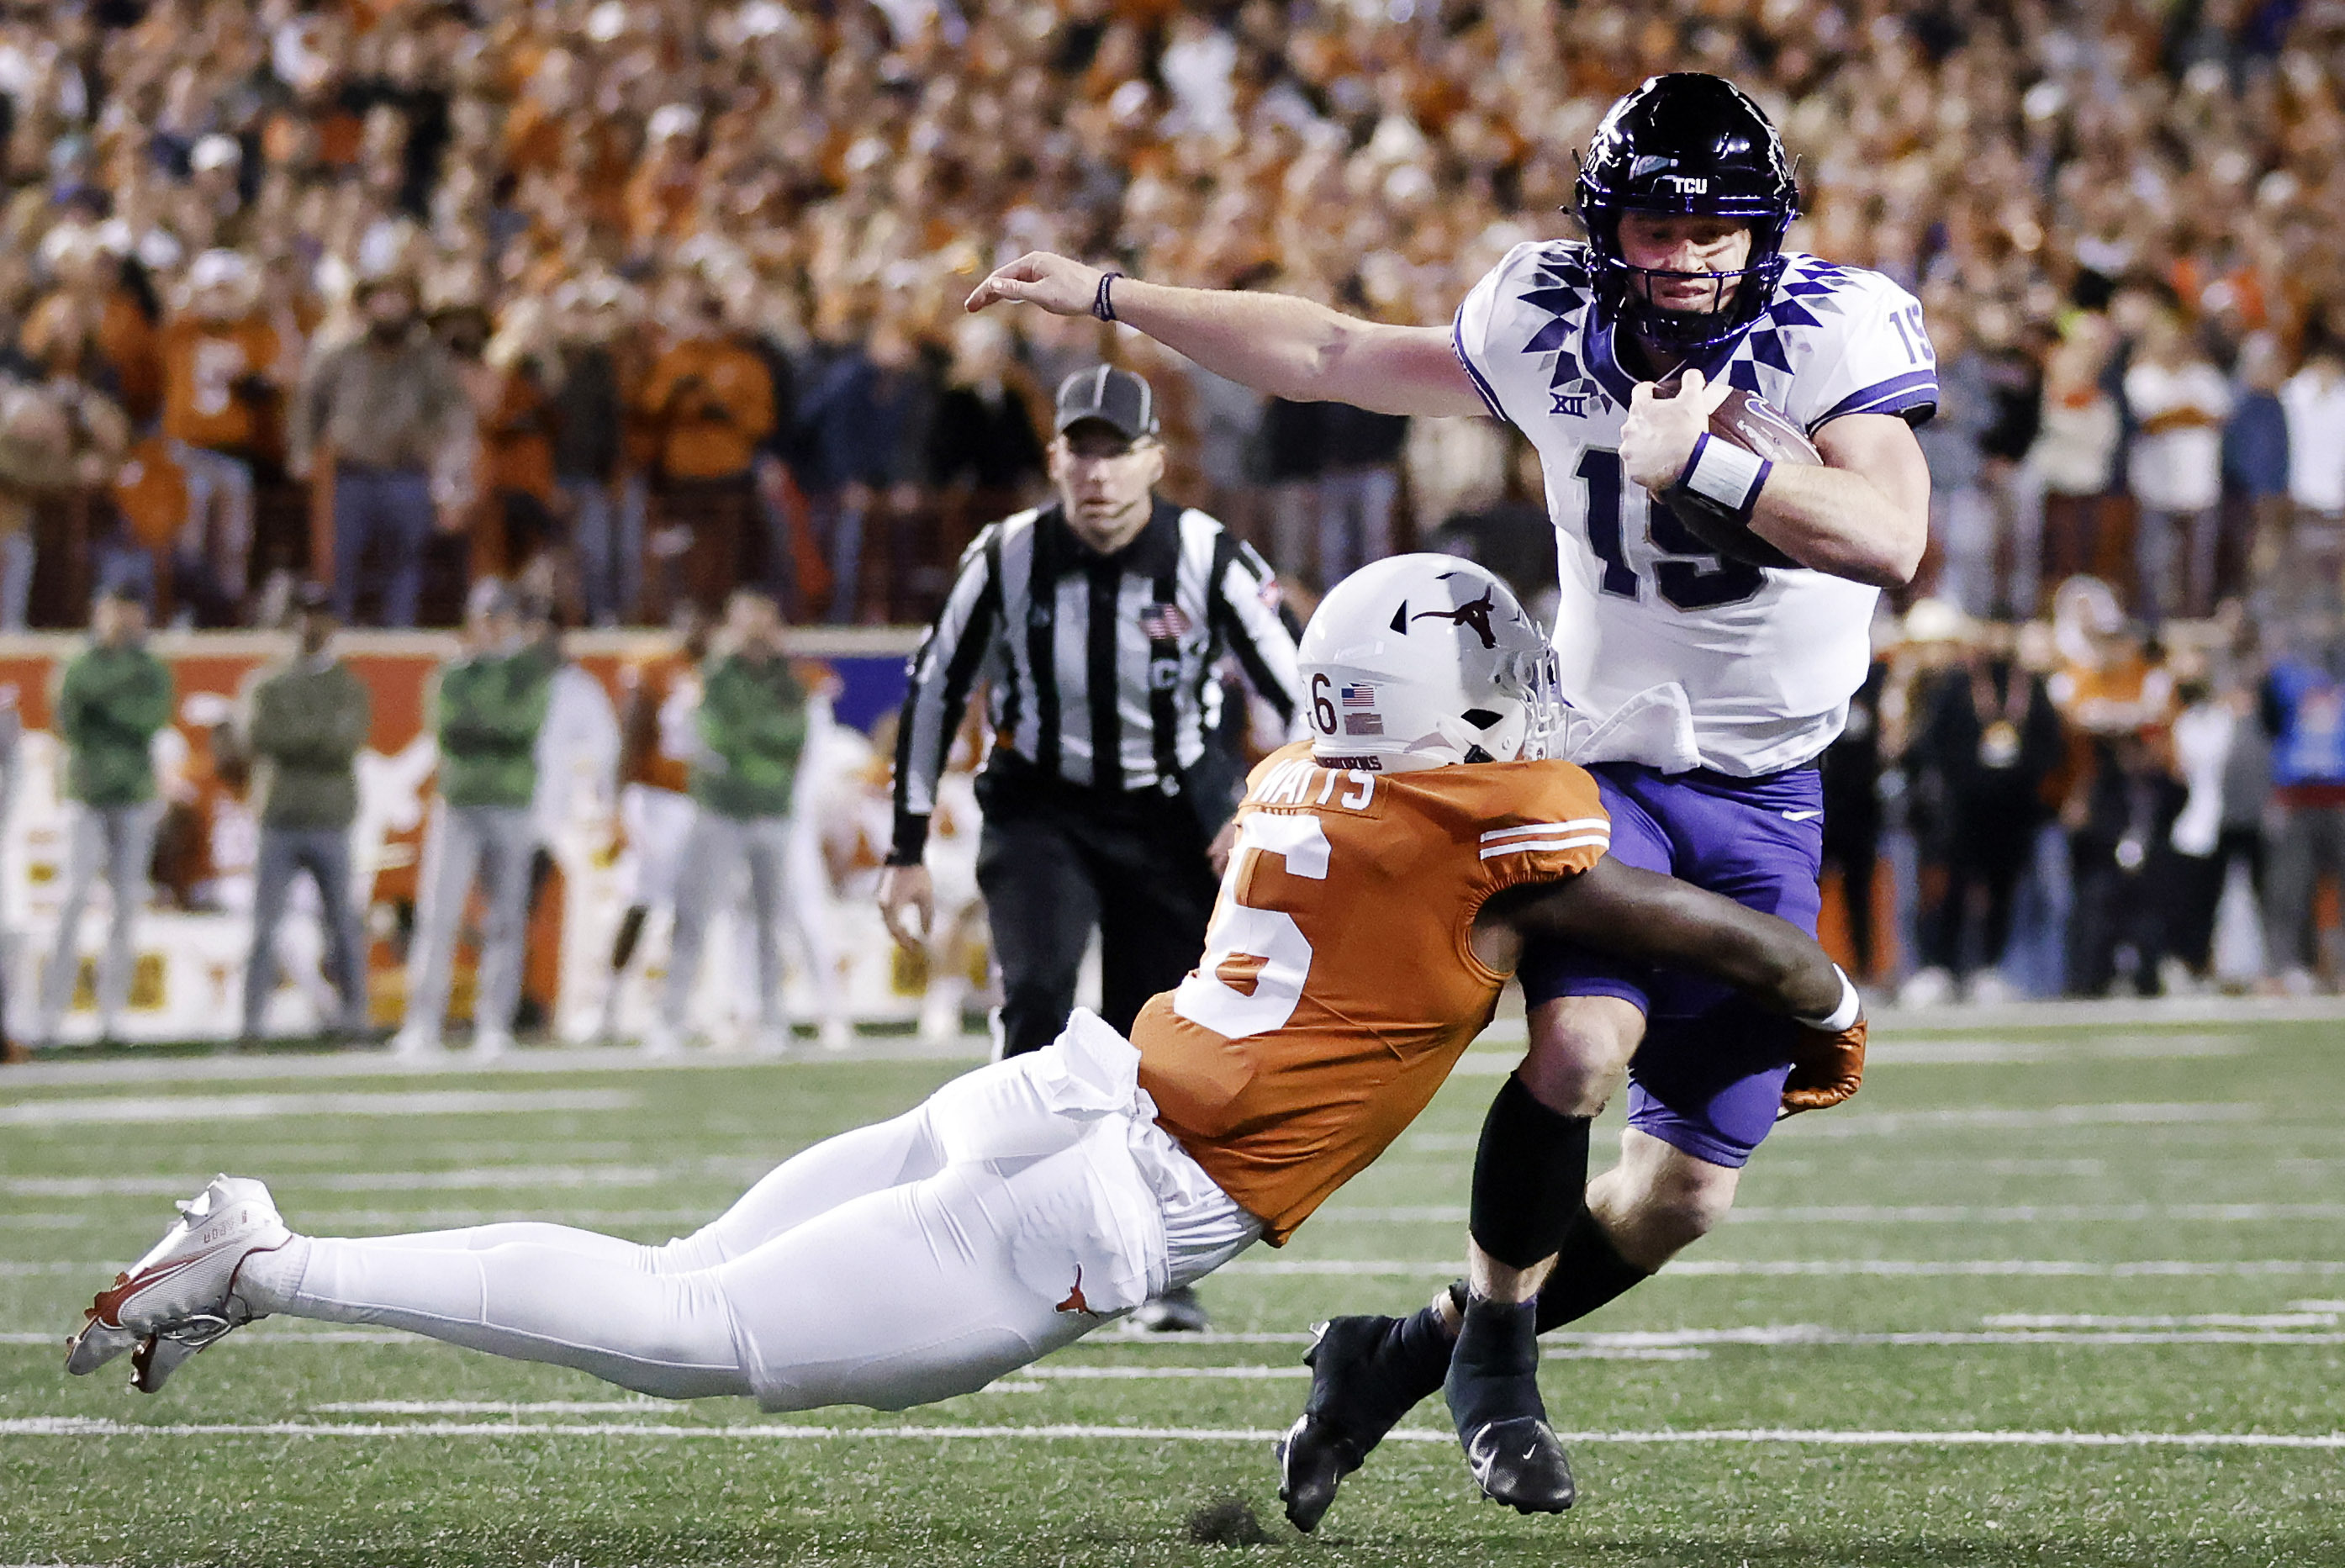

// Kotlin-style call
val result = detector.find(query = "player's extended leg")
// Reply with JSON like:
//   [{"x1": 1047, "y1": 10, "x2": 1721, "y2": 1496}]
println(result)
[
  {"x1": 81, "y1": 1098, "x2": 956, "y2": 1394},
  {"x1": 77, "y1": 1043, "x2": 1164, "y2": 1407}
]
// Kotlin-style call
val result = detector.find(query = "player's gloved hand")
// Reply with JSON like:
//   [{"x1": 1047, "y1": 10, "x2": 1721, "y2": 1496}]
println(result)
[
  {"x1": 1619, "y1": 367, "x2": 1735, "y2": 492},
  {"x1": 1778, "y1": 1015, "x2": 1867, "y2": 1118},
  {"x1": 965, "y1": 251, "x2": 1104, "y2": 318}
]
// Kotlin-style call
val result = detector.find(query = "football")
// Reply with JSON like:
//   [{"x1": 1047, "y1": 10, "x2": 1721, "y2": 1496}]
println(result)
[{"x1": 1656, "y1": 383, "x2": 1821, "y2": 571}]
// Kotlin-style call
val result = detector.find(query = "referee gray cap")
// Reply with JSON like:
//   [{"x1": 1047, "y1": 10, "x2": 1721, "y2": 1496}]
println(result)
[{"x1": 1054, "y1": 366, "x2": 1158, "y2": 441}]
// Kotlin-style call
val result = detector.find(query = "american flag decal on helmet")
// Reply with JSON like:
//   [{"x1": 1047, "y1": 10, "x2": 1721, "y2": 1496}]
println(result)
[{"x1": 1341, "y1": 683, "x2": 1376, "y2": 707}]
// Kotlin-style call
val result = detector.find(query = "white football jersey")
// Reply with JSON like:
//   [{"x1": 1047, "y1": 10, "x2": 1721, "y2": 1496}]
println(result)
[{"x1": 1455, "y1": 243, "x2": 1936, "y2": 776}]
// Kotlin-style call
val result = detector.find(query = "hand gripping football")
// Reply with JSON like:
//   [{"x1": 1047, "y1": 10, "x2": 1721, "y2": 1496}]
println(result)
[{"x1": 1659, "y1": 384, "x2": 1819, "y2": 571}]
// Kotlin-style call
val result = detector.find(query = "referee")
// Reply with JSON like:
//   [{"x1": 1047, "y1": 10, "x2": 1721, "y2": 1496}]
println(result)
[{"x1": 879, "y1": 366, "x2": 1304, "y2": 1059}]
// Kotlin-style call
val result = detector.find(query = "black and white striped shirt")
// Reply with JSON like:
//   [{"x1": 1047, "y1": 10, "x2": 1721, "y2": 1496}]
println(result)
[{"x1": 891, "y1": 498, "x2": 1304, "y2": 862}]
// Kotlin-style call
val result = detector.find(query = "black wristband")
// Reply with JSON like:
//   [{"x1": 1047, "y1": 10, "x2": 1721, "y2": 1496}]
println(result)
[{"x1": 1092, "y1": 271, "x2": 1124, "y2": 324}]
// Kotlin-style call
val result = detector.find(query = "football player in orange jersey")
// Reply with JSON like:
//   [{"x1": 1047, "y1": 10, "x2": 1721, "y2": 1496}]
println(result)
[
  {"x1": 66, "y1": 558, "x2": 1866, "y2": 1497},
  {"x1": 594, "y1": 601, "x2": 713, "y2": 1043}
]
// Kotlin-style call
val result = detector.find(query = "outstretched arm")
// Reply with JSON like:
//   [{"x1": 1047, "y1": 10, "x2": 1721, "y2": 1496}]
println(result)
[
  {"x1": 1481, "y1": 857, "x2": 1848, "y2": 1020},
  {"x1": 965, "y1": 251, "x2": 1488, "y2": 420}
]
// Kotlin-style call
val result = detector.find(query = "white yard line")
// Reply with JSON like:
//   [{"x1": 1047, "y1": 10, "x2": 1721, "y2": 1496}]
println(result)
[
  {"x1": 1983, "y1": 1312, "x2": 2337, "y2": 1328},
  {"x1": 0, "y1": 1038, "x2": 987, "y2": 1089},
  {"x1": 1779, "y1": 1103, "x2": 2266, "y2": 1135},
  {"x1": 1220, "y1": 1258, "x2": 2345, "y2": 1278},
  {"x1": 1315, "y1": 1202, "x2": 2345, "y2": 1224},
  {"x1": 3, "y1": 1165, "x2": 667, "y2": 1198},
  {"x1": 1534, "y1": 1326, "x2": 2345, "y2": 1347},
  {"x1": 2, "y1": 1416, "x2": 2338, "y2": 1449},
  {"x1": 1867, "y1": 1034, "x2": 2253, "y2": 1064},
  {"x1": 0, "y1": 1329, "x2": 410, "y2": 1345},
  {"x1": 0, "y1": 1089, "x2": 639, "y2": 1127}
]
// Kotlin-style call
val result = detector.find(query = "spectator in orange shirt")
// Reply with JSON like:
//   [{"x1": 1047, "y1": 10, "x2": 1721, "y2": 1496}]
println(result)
[
  {"x1": 637, "y1": 276, "x2": 775, "y2": 615},
  {"x1": 477, "y1": 302, "x2": 563, "y2": 590},
  {"x1": 22, "y1": 230, "x2": 162, "y2": 423},
  {"x1": 160, "y1": 251, "x2": 283, "y2": 621}
]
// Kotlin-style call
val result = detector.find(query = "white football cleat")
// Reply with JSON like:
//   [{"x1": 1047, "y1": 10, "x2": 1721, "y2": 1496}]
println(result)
[
  {"x1": 65, "y1": 1176, "x2": 289, "y2": 1382},
  {"x1": 390, "y1": 1022, "x2": 443, "y2": 1059},
  {"x1": 641, "y1": 1016, "x2": 683, "y2": 1059}
]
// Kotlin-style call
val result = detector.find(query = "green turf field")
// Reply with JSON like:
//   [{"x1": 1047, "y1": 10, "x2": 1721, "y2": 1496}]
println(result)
[{"x1": 3, "y1": 1013, "x2": 2341, "y2": 1567}]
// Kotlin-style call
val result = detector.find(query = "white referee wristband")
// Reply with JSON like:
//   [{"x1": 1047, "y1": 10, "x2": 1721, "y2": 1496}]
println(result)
[
  {"x1": 1677, "y1": 433, "x2": 1773, "y2": 521},
  {"x1": 1794, "y1": 965, "x2": 1862, "y2": 1032}
]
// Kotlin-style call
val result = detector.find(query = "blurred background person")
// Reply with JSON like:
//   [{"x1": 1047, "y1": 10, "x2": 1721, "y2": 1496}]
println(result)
[
  {"x1": 34, "y1": 587, "x2": 172, "y2": 1046},
  {"x1": 521, "y1": 593, "x2": 619, "y2": 1039},
  {"x1": 2163, "y1": 652, "x2": 2268, "y2": 993},
  {"x1": 2280, "y1": 330, "x2": 2345, "y2": 620},
  {"x1": 1902, "y1": 621, "x2": 2064, "y2": 1004},
  {"x1": 393, "y1": 578, "x2": 555, "y2": 1059},
  {"x1": 796, "y1": 318, "x2": 933, "y2": 625},
  {"x1": 2124, "y1": 314, "x2": 2231, "y2": 625},
  {"x1": 1313, "y1": 399, "x2": 1408, "y2": 590},
  {"x1": 1919, "y1": 308, "x2": 1997, "y2": 618},
  {"x1": 291, "y1": 272, "x2": 472, "y2": 629},
  {"x1": 2221, "y1": 333, "x2": 2290, "y2": 617},
  {"x1": 550, "y1": 279, "x2": 631, "y2": 627},
  {"x1": 637, "y1": 274, "x2": 775, "y2": 620},
  {"x1": 596, "y1": 602, "x2": 711, "y2": 1043},
  {"x1": 235, "y1": 583, "x2": 370, "y2": 1044},
  {"x1": 2258, "y1": 619, "x2": 2345, "y2": 995},
  {"x1": 159, "y1": 250, "x2": 282, "y2": 626},
  {"x1": 648, "y1": 586, "x2": 839, "y2": 1057},
  {"x1": 2031, "y1": 325, "x2": 2124, "y2": 600}
]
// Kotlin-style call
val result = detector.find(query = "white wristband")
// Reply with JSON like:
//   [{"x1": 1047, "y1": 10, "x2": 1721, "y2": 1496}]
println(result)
[
  {"x1": 1797, "y1": 965, "x2": 1861, "y2": 1032},
  {"x1": 1679, "y1": 433, "x2": 1772, "y2": 520}
]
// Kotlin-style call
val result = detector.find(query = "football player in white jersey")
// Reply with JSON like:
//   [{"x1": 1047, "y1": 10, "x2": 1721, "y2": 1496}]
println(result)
[{"x1": 969, "y1": 72, "x2": 1929, "y2": 1518}]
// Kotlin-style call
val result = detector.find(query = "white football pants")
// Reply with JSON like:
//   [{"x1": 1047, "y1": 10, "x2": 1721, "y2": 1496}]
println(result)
[{"x1": 245, "y1": 1015, "x2": 1257, "y2": 1410}]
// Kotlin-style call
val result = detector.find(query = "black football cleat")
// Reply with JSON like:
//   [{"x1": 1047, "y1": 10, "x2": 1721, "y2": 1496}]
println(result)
[
  {"x1": 1444, "y1": 1296, "x2": 1575, "y2": 1514},
  {"x1": 1276, "y1": 1409, "x2": 1366, "y2": 1534},
  {"x1": 1275, "y1": 1313, "x2": 1450, "y2": 1532},
  {"x1": 1461, "y1": 1416, "x2": 1576, "y2": 1514}
]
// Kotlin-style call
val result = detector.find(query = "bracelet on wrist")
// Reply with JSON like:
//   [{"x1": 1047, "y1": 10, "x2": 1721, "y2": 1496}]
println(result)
[{"x1": 1092, "y1": 271, "x2": 1124, "y2": 324}]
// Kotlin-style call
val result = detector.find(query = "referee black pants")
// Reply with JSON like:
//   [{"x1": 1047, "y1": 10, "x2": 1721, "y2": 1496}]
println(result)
[{"x1": 974, "y1": 770, "x2": 1219, "y2": 1057}]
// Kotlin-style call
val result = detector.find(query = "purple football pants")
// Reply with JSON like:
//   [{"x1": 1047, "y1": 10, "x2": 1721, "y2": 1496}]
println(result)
[{"x1": 1519, "y1": 762, "x2": 1825, "y2": 1168}]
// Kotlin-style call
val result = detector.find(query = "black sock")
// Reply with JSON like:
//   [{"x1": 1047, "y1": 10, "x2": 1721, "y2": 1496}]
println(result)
[
  {"x1": 1386, "y1": 1302, "x2": 1455, "y2": 1406},
  {"x1": 1444, "y1": 1296, "x2": 1543, "y2": 1434},
  {"x1": 1467, "y1": 1075, "x2": 1592, "y2": 1270},
  {"x1": 610, "y1": 905, "x2": 647, "y2": 971},
  {"x1": 1533, "y1": 1207, "x2": 1653, "y2": 1333}
]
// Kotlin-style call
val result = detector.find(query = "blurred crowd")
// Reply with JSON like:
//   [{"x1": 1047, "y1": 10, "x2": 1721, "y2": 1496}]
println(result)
[
  {"x1": 3, "y1": 0, "x2": 2345, "y2": 632},
  {"x1": 1840, "y1": 573, "x2": 2345, "y2": 1001}
]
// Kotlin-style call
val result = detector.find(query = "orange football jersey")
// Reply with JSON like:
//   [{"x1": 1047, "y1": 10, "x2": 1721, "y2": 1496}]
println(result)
[
  {"x1": 161, "y1": 316, "x2": 280, "y2": 453},
  {"x1": 619, "y1": 652, "x2": 697, "y2": 794},
  {"x1": 1133, "y1": 742, "x2": 1609, "y2": 1243}
]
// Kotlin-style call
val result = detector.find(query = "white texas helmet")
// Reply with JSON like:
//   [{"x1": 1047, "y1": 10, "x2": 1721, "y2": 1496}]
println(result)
[{"x1": 1297, "y1": 553, "x2": 1562, "y2": 770}]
